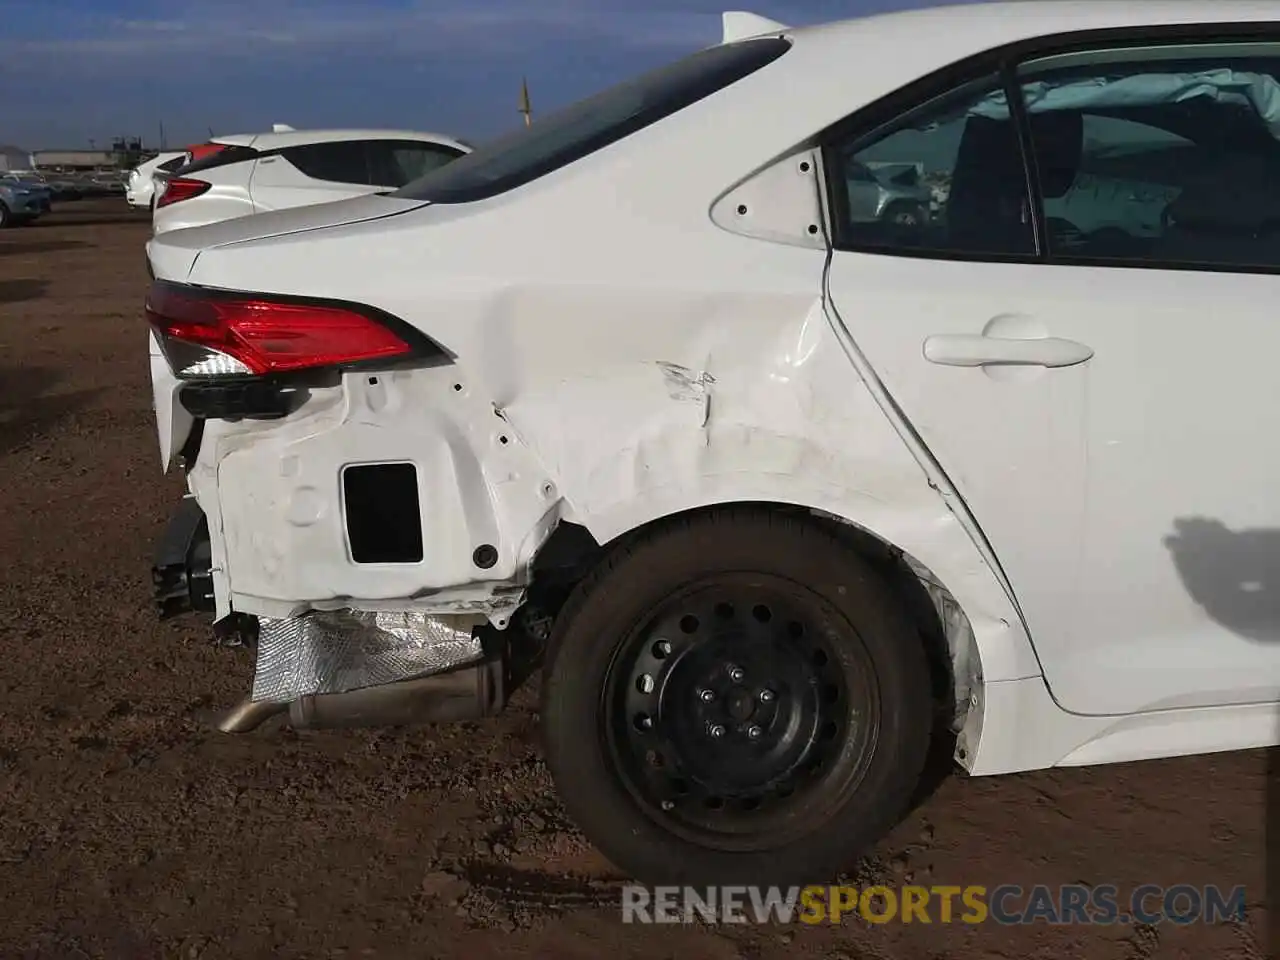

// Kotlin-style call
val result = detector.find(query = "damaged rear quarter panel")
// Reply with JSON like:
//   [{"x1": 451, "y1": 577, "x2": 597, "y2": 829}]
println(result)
[
  {"x1": 190, "y1": 367, "x2": 558, "y2": 622},
  {"x1": 491, "y1": 287, "x2": 1039, "y2": 687},
  {"x1": 186, "y1": 123, "x2": 1039, "y2": 694}
]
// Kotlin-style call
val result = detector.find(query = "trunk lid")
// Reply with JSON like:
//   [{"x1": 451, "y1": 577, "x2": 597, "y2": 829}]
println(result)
[{"x1": 148, "y1": 193, "x2": 428, "y2": 276}]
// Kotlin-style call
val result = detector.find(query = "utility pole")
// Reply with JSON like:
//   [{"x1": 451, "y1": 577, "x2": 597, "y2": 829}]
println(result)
[
  {"x1": 519, "y1": 77, "x2": 532, "y2": 127},
  {"x1": 159, "y1": 120, "x2": 166, "y2": 151}
]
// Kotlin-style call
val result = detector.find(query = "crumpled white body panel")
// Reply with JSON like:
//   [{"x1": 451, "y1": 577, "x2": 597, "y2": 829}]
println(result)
[{"x1": 184, "y1": 276, "x2": 1042, "y2": 777}]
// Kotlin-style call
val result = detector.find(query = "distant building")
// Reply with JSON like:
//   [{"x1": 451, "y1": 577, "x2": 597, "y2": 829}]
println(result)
[
  {"x1": 0, "y1": 145, "x2": 32, "y2": 172},
  {"x1": 30, "y1": 149, "x2": 117, "y2": 170}
]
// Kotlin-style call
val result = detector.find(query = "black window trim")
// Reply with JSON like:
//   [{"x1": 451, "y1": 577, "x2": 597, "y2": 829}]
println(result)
[{"x1": 818, "y1": 21, "x2": 1280, "y2": 277}]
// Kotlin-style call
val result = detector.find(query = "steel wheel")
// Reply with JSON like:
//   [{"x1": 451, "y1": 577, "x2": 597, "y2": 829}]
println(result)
[
  {"x1": 601, "y1": 573, "x2": 879, "y2": 852},
  {"x1": 542, "y1": 508, "x2": 933, "y2": 885}
]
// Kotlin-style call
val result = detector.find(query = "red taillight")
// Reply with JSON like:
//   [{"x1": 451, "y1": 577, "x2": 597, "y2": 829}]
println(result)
[
  {"x1": 155, "y1": 177, "x2": 210, "y2": 208},
  {"x1": 146, "y1": 281, "x2": 426, "y2": 378}
]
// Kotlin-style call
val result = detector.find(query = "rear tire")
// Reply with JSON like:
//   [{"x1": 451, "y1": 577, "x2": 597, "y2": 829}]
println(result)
[
  {"x1": 541, "y1": 508, "x2": 933, "y2": 885},
  {"x1": 0, "y1": 203, "x2": 9, "y2": 229}
]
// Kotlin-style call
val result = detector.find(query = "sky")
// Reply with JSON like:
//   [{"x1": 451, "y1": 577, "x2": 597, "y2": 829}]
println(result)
[{"x1": 0, "y1": 0, "x2": 976, "y2": 150}]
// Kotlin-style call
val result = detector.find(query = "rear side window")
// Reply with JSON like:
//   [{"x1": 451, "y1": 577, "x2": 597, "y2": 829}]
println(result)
[
  {"x1": 281, "y1": 141, "x2": 371, "y2": 185},
  {"x1": 158, "y1": 157, "x2": 186, "y2": 173},
  {"x1": 177, "y1": 145, "x2": 259, "y2": 177},
  {"x1": 827, "y1": 73, "x2": 1035, "y2": 258},
  {"x1": 366, "y1": 140, "x2": 464, "y2": 188},
  {"x1": 395, "y1": 37, "x2": 791, "y2": 204}
]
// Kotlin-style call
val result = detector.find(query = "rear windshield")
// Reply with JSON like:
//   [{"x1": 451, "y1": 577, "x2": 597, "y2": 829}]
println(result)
[
  {"x1": 175, "y1": 145, "x2": 259, "y2": 177},
  {"x1": 394, "y1": 37, "x2": 791, "y2": 204}
]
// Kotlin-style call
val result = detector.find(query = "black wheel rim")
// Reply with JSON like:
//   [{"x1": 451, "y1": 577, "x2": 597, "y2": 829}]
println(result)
[{"x1": 601, "y1": 573, "x2": 880, "y2": 852}]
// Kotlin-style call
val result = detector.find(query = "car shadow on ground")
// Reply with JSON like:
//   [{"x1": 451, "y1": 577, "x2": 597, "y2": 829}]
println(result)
[
  {"x1": 0, "y1": 279, "x2": 50, "y2": 305},
  {"x1": 33, "y1": 209, "x2": 146, "y2": 228},
  {"x1": 1164, "y1": 516, "x2": 1279, "y2": 951},
  {"x1": 0, "y1": 239, "x2": 90, "y2": 257},
  {"x1": 0, "y1": 366, "x2": 101, "y2": 457}
]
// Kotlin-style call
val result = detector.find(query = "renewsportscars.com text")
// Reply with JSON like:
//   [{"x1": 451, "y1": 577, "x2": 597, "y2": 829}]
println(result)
[{"x1": 621, "y1": 883, "x2": 1246, "y2": 926}]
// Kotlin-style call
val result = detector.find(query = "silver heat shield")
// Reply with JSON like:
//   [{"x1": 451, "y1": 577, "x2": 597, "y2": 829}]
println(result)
[{"x1": 250, "y1": 610, "x2": 485, "y2": 703}]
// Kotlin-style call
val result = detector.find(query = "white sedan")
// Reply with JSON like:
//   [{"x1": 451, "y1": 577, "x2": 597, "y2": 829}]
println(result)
[
  {"x1": 150, "y1": 127, "x2": 470, "y2": 233},
  {"x1": 143, "y1": 1, "x2": 1280, "y2": 884}
]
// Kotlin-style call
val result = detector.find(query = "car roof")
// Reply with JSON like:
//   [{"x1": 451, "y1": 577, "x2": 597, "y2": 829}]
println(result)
[
  {"x1": 686, "y1": 0, "x2": 1280, "y2": 178},
  {"x1": 210, "y1": 129, "x2": 471, "y2": 153},
  {"x1": 786, "y1": 0, "x2": 1280, "y2": 53}
]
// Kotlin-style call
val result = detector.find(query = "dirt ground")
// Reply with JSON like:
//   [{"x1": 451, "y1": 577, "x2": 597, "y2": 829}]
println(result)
[{"x1": 0, "y1": 199, "x2": 1271, "y2": 959}]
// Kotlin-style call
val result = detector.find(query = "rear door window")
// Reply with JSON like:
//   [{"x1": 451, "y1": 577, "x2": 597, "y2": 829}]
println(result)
[
  {"x1": 1016, "y1": 39, "x2": 1280, "y2": 268},
  {"x1": 826, "y1": 73, "x2": 1036, "y2": 257},
  {"x1": 281, "y1": 141, "x2": 372, "y2": 186}
]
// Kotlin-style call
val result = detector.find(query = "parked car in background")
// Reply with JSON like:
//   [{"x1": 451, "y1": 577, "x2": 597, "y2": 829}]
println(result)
[
  {"x1": 44, "y1": 178, "x2": 82, "y2": 201},
  {"x1": 151, "y1": 128, "x2": 471, "y2": 233},
  {"x1": 127, "y1": 151, "x2": 187, "y2": 209},
  {"x1": 844, "y1": 159, "x2": 935, "y2": 231},
  {"x1": 144, "y1": 1, "x2": 1280, "y2": 885},
  {"x1": 0, "y1": 176, "x2": 51, "y2": 226},
  {"x1": 1, "y1": 171, "x2": 52, "y2": 211}
]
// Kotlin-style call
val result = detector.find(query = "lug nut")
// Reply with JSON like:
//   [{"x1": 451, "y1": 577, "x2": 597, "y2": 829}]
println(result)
[
  {"x1": 709, "y1": 724, "x2": 726, "y2": 739},
  {"x1": 699, "y1": 689, "x2": 715, "y2": 703},
  {"x1": 759, "y1": 689, "x2": 775, "y2": 703},
  {"x1": 747, "y1": 725, "x2": 763, "y2": 740},
  {"x1": 728, "y1": 667, "x2": 745, "y2": 683}
]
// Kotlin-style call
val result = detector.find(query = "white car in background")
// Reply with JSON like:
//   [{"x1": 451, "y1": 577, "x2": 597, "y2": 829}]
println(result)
[
  {"x1": 145, "y1": 2, "x2": 1280, "y2": 886},
  {"x1": 151, "y1": 128, "x2": 470, "y2": 234},
  {"x1": 126, "y1": 151, "x2": 187, "y2": 209}
]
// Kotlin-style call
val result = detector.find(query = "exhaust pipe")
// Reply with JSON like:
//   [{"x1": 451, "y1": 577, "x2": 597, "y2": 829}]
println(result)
[
  {"x1": 215, "y1": 657, "x2": 506, "y2": 734},
  {"x1": 290, "y1": 657, "x2": 505, "y2": 730},
  {"x1": 217, "y1": 698, "x2": 288, "y2": 733}
]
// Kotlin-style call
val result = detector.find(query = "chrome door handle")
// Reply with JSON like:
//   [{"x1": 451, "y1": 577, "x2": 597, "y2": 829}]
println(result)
[{"x1": 923, "y1": 334, "x2": 1093, "y2": 368}]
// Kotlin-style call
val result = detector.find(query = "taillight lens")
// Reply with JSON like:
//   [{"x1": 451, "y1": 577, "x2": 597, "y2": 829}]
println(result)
[
  {"x1": 146, "y1": 281, "x2": 430, "y2": 378},
  {"x1": 155, "y1": 177, "x2": 210, "y2": 208}
]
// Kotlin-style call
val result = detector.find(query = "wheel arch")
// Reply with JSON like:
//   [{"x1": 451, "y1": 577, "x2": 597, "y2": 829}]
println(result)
[{"x1": 529, "y1": 494, "x2": 1029, "y2": 756}]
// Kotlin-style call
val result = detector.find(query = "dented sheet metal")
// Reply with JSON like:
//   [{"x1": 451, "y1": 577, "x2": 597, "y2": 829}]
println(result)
[{"x1": 250, "y1": 610, "x2": 484, "y2": 703}]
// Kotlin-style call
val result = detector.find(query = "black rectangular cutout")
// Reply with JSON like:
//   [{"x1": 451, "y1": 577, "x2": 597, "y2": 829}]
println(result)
[{"x1": 342, "y1": 463, "x2": 424, "y2": 564}]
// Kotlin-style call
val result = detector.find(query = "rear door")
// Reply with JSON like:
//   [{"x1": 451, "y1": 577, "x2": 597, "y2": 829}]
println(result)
[
  {"x1": 821, "y1": 29, "x2": 1280, "y2": 718},
  {"x1": 248, "y1": 140, "x2": 378, "y2": 212}
]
